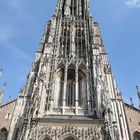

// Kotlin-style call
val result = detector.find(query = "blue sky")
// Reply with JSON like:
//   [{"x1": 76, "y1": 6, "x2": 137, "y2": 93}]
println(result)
[{"x1": 0, "y1": 0, "x2": 140, "y2": 107}]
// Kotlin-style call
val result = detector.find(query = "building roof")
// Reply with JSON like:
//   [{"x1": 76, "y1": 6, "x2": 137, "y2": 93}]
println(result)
[
  {"x1": 124, "y1": 102, "x2": 140, "y2": 112},
  {"x1": 0, "y1": 99, "x2": 17, "y2": 108}
]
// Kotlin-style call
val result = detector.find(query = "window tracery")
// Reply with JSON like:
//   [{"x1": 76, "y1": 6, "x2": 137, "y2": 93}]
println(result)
[
  {"x1": 54, "y1": 67, "x2": 87, "y2": 109},
  {"x1": 66, "y1": 69, "x2": 75, "y2": 107}
]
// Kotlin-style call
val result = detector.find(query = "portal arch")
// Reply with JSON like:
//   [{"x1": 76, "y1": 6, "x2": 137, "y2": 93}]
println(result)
[
  {"x1": 40, "y1": 135, "x2": 52, "y2": 140},
  {"x1": 62, "y1": 134, "x2": 79, "y2": 140},
  {"x1": 133, "y1": 131, "x2": 140, "y2": 140},
  {"x1": 88, "y1": 136, "x2": 98, "y2": 140}
]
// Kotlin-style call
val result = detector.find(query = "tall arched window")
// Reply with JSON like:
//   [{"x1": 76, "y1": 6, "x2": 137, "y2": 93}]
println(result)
[
  {"x1": 0, "y1": 128, "x2": 8, "y2": 140},
  {"x1": 55, "y1": 67, "x2": 86, "y2": 109},
  {"x1": 75, "y1": 24, "x2": 86, "y2": 59},
  {"x1": 66, "y1": 69, "x2": 75, "y2": 107},
  {"x1": 43, "y1": 135, "x2": 52, "y2": 140}
]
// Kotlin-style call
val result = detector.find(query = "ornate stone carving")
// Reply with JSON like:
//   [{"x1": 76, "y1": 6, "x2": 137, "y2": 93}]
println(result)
[
  {"x1": 36, "y1": 124, "x2": 102, "y2": 140},
  {"x1": 32, "y1": 61, "x2": 40, "y2": 72},
  {"x1": 104, "y1": 64, "x2": 112, "y2": 74}
]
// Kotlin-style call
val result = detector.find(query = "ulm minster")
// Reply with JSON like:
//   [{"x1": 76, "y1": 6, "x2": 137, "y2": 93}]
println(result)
[{"x1": 0, "y1": 0, "x2": 140, "y2": 140}]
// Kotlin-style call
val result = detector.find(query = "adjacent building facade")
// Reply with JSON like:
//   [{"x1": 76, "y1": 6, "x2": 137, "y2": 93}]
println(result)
[{"x1": 0, "y1": 0, "x2": 140, "y2": 140}]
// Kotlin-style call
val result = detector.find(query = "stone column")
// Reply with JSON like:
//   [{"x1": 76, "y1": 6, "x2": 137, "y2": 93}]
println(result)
[
  {"x1": 62, "y1": 67, "x2": 68, "y2": 114},
  {"x1": 54, "y1": 77, "x2": 61, "y2": 108},
  {"x1": 120, "y1": 101, "x2": 130, "y2": 140},
  {"x1": 79, "y1": 0, "x2": 82, "y2": 16},
  {"x1": 36, "y1": 81, "x2": 43, "y2": 117},
  {"x1": 71, "y1": 23, "x2": 76, "y2": 58},
  {"x1": 75, "y1": 67, "x2": 79, "y2": 114},
  {"x1": 76, "y1": 0, "x2": 79, "y2": 16},
  {"x1": 87, "y1": 76, "x2": 91, "y2": 114}
]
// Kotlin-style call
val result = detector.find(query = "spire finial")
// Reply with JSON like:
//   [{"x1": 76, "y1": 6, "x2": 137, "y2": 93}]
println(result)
[
  {"x1": 136, "y1": 85, "x2": 139, "y2": 92},
  {"x1": 7, "y1": 96, "x2": 12, "y2": 103},
  {"x1": 0, "y1": 83, "x2": 7, "y2": 106},
  {"x1": 136, "y1": 85, "x2": 140, "y2": 109},
  {"x1": 130, "y1": 98, "x2": 134, "y2": 107},
  {"x1": 0, "y1": 89, "x2": 3, "y2": 106},
  {"x1": 136, "y1": 85, "x2": 140, "y2": 100},
  {"x1": 0, "y1": 68, "x2": 3, "y2": 77}
]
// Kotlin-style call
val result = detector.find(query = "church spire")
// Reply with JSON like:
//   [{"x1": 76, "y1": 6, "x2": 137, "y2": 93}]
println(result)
[{"x1": 8, "y1": 1, "x2": 131, "y2": 140}]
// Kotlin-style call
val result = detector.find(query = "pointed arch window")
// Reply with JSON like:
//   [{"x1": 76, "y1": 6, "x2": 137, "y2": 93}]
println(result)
[
  {"x1": 133, "y1": 131, "x2": 140, "y2": 140},
  {"x1": 62, "y1": 0, "x2": 66, "y2": 16},
  {"x1": 70, "y1": 0, "x2": 76, "y2": 16},
  {"x1": 55, "y1": 67, "x2": 87, "y2": 109},
  {"x1": 0, "y1": 128, "x2": 8, "y2": 140},
  {"x1": 43, "y1": 135, "x2": 52, "y2": 140},
  {"x1": 75, "y1": 25, "x2": 86, "y2": 58},
  {"x1": 60, "y1": 21, "x2": 70, "y2": 58},
  {"x1": 66, "y1": 69, "x2": 75, "y2": 107}
]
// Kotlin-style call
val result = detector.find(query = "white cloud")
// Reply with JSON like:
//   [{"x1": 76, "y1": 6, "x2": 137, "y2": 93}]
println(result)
[
  {"x1": 125, "y1": 0, "x2": 140, "y2": 8},
  {"x1": 0, "y1": 22, "x2": 32, "y2": 61},
  {"x1": 0, "y1": 27, "x2": 13, "y2": 41},
  {"x1": 8, "y1": 0, "x2": 21, "y2": 8},
  {"x1": 8, "y1": 45, "x2": 32, "y2": 61},
  {"x1": 0, "y1": 24, "x2": 15, "y2": 42},
  {"x1": 0, "y1": 42, "x2": 32, "y2": 61}
]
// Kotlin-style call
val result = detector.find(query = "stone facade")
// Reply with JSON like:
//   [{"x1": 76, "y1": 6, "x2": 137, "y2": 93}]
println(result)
[
  {"x1": 30, "y1": 117, "x2": 103, "y2": 140},
  {"x1": 0, "y1": 102, "x2": 140, "y2": 140},
  {"x1": 125, "y1": 103, "x2": 140, "y2": 139},
  {"x1": 0, "y1": 100, "x2": 16, "y2": 140},
  {"x1": 0, "y1": 0, "x2": 140, "y2": 140}
]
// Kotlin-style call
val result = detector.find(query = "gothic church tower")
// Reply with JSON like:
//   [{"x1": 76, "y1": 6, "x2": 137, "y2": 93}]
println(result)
[{"x1": 8, "y1": 0, "x2": 131, "y2": 140}]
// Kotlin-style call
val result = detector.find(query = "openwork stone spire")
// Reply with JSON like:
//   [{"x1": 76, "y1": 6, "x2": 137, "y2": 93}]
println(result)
[{"x1": 8, "y1": 1, "x2": 131, "y2": 140}]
